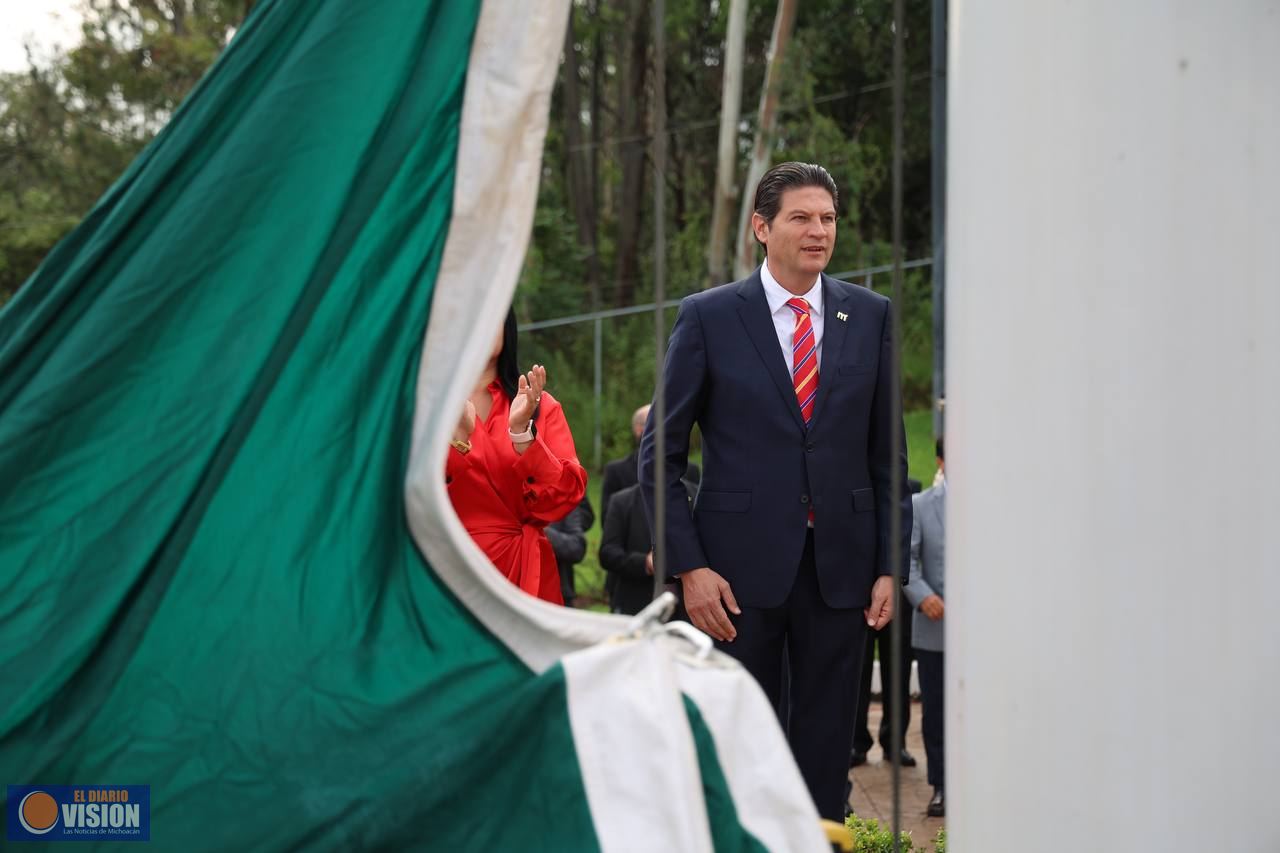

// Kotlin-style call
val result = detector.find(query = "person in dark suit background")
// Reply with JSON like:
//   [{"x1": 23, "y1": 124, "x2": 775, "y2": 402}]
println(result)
[
  {"x1": 598, "y1": 471, "x2": 696, "y2": 615},
  {"x1": 640, "y1": 162, "x2": 911, "y2": 820},
  {"x1": 599, "y1": 405, "x2": 649, "y2": 527},
  {"x1": 850, "y1": 477, "x2": 923, "y2": 769},
  {"x1": 546, "y1": 495, "x2": 594, "y2": 607},
  {"x1": 601, "y1": 403, "x2": 697, "y2": 529}
]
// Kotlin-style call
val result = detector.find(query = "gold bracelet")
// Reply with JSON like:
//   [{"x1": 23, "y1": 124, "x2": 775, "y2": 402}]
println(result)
[{"x1": 449, "y1": 438, "x2": 471, "y2": 455}]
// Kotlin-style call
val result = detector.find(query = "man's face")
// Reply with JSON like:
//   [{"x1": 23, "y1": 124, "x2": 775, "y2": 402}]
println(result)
[{"x1": 752, "y1": 185, "x2": 837, "y2": 284}]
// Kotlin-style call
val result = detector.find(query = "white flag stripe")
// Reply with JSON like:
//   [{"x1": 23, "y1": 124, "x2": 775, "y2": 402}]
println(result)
[{"x1": 564, "y1": 638, "x2": 714, "y2": 853}]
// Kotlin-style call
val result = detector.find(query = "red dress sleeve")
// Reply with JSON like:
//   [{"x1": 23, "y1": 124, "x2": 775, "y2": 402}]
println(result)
[{"x1": 512, "y1": 392, "x2": 587, "y2": 523}]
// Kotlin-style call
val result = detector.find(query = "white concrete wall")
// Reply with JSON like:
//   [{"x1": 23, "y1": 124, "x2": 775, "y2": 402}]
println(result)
[{"x1": 947, "y1": 2, "x2": 1280, "y2": 849}]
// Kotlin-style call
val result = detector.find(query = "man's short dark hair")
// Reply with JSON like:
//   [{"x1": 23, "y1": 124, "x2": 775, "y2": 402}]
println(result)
[
  {"x1": 936, "y1": 435, "x2": 945, "y2": 460},
  {"x1": 753, "y1": 162, "x2": 840, "y2": 226}
]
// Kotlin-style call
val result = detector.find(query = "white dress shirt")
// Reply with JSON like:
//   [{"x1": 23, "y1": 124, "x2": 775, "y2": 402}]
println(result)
[{"x1": 760, "y1": 260, "x2": 824, "y2": 374}]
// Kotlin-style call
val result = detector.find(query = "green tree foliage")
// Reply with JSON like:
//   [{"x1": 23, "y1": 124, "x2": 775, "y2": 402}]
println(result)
[{"x1": 0, "y1": 0, "x2": 247, "y2": 303}]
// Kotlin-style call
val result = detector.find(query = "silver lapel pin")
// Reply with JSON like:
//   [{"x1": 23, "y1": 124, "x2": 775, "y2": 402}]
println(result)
[{"x1": 836, "y1": 311, "x2": 848, "y2": 322}]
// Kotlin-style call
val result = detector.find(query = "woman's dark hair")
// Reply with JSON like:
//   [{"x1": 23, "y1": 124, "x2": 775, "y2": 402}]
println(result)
[
  {"x1": 496, "y1": 308, "x2": 521, "y2": 401},
  {"x1": 495, "y1": 307, "x2": 540, "y2": 423},
  {"x1": 936, "y1": 435, "x2": 945, "y2": 461}
]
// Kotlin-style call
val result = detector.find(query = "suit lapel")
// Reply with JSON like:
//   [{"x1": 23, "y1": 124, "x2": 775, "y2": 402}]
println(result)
[
  {"x1": 736, "y1": 273, "x2": 806, "y2": 432},
  {"x1": 807, "y1": 274, "x2": 851, "y2": 431}
]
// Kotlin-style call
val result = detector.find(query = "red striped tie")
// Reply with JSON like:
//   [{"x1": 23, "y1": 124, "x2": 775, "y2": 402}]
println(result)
[{"x1": 787, "y1": 297, "x2": 819, "y2": 425}]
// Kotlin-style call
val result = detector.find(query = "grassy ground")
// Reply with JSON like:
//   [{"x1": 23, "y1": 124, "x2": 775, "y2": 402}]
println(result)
[{"x1": 570, "y1": 408, "x2": 939, "y2": 610}]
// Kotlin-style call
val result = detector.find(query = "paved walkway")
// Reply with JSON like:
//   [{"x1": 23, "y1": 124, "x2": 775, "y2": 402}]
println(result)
[{"x1": 846, "y1": 699, "x2": 945, "y2": 848}]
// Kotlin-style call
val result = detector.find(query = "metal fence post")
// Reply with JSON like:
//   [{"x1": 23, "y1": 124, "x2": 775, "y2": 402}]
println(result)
[{"x1": 593, "y1": 316, "x2": 603, "y2": 473}]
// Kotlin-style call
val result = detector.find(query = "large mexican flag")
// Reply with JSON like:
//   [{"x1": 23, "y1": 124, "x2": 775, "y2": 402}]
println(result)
[{"x1": 0, "y1": 1, "x2": 825, "y2": 850}]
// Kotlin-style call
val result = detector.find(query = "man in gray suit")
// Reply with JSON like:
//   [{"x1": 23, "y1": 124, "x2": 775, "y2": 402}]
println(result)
[{"x1": 905, "y1": 436, "x2": 946, "y2": 817}]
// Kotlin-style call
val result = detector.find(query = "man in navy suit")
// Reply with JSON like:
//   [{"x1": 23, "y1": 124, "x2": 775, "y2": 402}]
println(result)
[{"x1": 639, "y1": 162, "x2": 911, "y2": 820}]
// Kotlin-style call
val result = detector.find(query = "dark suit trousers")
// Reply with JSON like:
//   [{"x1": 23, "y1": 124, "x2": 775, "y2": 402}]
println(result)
[
  {"x1": 714, "y1": 530, "x2": 868, "y2": 821},
  {"x1": 916, "y1": 649, "x2": 945, "y2": 788},
  {"x1": 852, "y1": 591, "x2": 914, "y2": 755}
]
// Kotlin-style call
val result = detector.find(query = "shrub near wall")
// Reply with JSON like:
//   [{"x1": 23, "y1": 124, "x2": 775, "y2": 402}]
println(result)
[{"x1": 843, "y1": 816, "x2": 947, "y2": 852}]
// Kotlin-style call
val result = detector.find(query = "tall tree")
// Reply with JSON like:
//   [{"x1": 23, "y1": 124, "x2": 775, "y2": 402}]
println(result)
[
  {"x1": 706, "y1": 0, "x2": 747, "y2": 287},
  {"x1": 611, "y1": 0, "x2": 650, "y2": 307},
  {"x1": 560, "y1": 5, "x2": 601, "y2": 307},
  {"x1": 733, "y1": 0, "x2": 798, "y2": 279}
]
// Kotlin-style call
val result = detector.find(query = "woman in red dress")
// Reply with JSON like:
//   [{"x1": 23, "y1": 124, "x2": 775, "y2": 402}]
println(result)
[{"x1": 446, "y1": 310, "x2": 587, "y2": 604}]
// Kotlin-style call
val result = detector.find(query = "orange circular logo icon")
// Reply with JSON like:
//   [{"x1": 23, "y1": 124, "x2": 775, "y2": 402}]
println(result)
[{"x1": 18, "y1": 791, "x2": 59, "y2": 834}]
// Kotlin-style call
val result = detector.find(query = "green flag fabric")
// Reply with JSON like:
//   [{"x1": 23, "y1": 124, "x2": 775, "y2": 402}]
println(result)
[{"x1": 0, "y1": 1, "x2": 826, "y2": 849}]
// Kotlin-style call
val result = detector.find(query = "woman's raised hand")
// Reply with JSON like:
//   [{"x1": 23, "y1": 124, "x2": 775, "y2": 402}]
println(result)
[{"x1": 508, "y1": 364, "x2": 546, "y2": 435}]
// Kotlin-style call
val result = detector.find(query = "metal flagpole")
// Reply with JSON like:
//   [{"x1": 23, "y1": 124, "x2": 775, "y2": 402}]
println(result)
[
  {"x1": 889, "y1": 0, "x2": 907, "y2": 847},
  {"x1": 650, "y1": 0, "x2": 668, "y2": 600}
]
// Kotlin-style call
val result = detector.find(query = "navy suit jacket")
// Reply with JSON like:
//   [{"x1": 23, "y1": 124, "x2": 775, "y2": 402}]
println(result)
[{"x1": 639, "y1": 269, "x2": 911, "y2": 610}]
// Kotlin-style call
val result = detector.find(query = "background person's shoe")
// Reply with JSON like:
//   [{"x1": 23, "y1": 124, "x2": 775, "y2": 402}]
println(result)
[
  {"x1": 884, "y1": 748, "x2": 917, "y2": 767},
  {"x1": 926, "y1": 787, "x2": 945, "y2": 817},
  {"x1": 849, "y1": 750, "x2": 868, "y2": 768}
]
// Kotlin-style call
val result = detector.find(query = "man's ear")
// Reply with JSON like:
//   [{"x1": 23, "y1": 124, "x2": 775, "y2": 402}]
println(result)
[{"x1": 750, "y1": 212, "x2": 769, "y2": 246}]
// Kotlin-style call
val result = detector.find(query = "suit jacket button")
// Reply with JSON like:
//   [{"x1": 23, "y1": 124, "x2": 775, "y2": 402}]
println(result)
[
  {"x1": 805, "y1": 442, "x2": 815, "y2": 452},
  {"x1": 800, "y1": 495, "x2": 809, "y2": 504}
]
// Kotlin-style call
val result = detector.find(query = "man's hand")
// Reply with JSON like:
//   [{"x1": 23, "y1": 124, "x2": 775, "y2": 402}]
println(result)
[
  {"x1": 920, "y1": 594, "x2": 945, "y2": 622},
  {"x1": 680, "y1": 567, "x2": 740, "y2": 642},
  {"x1": 864, "y1": 575, "x2": 895, "y2": 630},
  {"x1": 644, "y1": 551, "x2": 654, "y2": 576}
]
